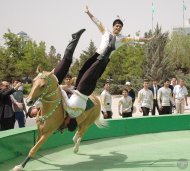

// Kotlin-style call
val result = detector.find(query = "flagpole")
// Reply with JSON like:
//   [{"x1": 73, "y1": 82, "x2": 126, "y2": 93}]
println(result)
[
  {"x1": 183, "y1": 0, "x2": 185, "y2": 28},
  {"x1": 152, "y1": 2, "x2": 154, "y2": 31}
]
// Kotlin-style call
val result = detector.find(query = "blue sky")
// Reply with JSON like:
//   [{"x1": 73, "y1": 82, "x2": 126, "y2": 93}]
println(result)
[{"x1": 0, "y1": 0, "x2": 190, "y2": 58}]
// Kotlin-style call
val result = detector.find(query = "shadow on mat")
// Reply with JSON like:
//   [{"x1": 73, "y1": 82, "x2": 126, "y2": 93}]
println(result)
[{"x1": 29, "y1": 152, "x2": 181, "y2": 171}]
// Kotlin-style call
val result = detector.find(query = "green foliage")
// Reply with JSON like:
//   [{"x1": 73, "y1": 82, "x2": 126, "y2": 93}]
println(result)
[
  {"x1": 143, "y1": 24, "x2": 174, "y2": 81},
  {"x1": 46, "y1": 46, "x2": 61, "y2": 71},
  {"x1": 0, "y1": 30, "x2": 61, "y2": 81},
  {"x1": 22, "y1": 84, "x2": 32, "y2": 95},
  {"x1": 166, "y1": 32, "x2": 190, "y2": 73},
  {"x1": 101, "y1": 44, "x2": 144, "y2": 83}
]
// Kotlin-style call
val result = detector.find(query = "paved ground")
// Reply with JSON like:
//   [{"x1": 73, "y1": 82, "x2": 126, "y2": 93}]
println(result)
[
  {"x1": 17, "y1": 96, "x2": 190, "y2": 128},
  {"x1": 1, "y1": 130, "x2": 190, "y2": 171}
]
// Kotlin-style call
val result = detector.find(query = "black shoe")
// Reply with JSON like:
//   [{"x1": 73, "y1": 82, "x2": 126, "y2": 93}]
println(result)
[{"x1": 72, "y1": 29, "x2": 86, "y2": 39}]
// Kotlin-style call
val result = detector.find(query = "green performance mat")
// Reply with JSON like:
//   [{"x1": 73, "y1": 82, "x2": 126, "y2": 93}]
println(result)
[{"x1": 1, "y1": 130, "x2": 190, "y2": 171}]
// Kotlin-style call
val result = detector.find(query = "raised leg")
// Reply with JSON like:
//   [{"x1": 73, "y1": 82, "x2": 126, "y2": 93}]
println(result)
[
  {"x1": 54, "y1": 29, "x2": 86, "y2": 84},
  {"x1": 75, "y1": 53, "x2": 99, "y2": 88},
  {"x1": 76, "y1": 36, "x2": 116, "y2": 96}
]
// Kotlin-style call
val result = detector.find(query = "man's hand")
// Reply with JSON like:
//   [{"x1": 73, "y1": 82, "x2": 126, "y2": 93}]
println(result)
[
  {"x1": 173, "y1": 104, "x2": 176, "y2": 109},
  {"x1": 159, "y1": 106, "x2": 163, "y2": 111},
  {"x1": 85, "y1": 5, "x2": 89, "y2": 13},
  {"x1": 103, "y1": 112, "x2": 108, "y2": 118},
  {"x1": 14, "y1": 82, "x2": 22, "y2": 90},
  {"x1": 140, "y1": 35, "x2": 155, "y2": 41},
  {"x1": 15, "y1": 102, "x2": 23, "y2": 109}
]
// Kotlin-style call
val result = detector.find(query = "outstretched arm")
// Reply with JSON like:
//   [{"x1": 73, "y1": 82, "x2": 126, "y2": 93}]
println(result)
[
  {"x1": 85, "y1": 6, "x2": 106, "y2": 34},
  {"x1": 122, "y1": 35, "x2": 154, "y2": 43}
]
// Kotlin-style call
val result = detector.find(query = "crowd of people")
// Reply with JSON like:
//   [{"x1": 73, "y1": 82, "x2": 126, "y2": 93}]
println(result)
[
  {"x1": 101, "y1": 77, "x2": 188, "y2": 119},
  {"x1": 0, "y1": 73, "x2": 189, "y2": 131}
]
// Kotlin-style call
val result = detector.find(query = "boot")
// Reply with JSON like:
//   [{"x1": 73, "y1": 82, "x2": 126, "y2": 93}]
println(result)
[
  {"x1": 97, "y1": 34, "x2": 116, "y2": 60},
  {"x1": 72, "y1": 29, "x2": 86, "y2": 39},
  {"x1": 64, "y1": 28, "x2": 86, "y2": 60}
]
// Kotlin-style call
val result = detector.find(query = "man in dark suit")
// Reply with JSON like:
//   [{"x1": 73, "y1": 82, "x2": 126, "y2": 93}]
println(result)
[
  {"x1": 0, "y1": 81, "x2": 21, "y2": 131},
  {"x1": 149, "y1": 79, "x2": 161, "y2": 115}
]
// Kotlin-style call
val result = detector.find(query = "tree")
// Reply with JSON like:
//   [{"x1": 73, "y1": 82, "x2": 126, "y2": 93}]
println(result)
[
  {"x1": 46, "y1": 46, "x2": 61, "y2": 71},
  {"x1": 166, "y1": 31, "x2": 190, "y2": 73},
  {"x1": 143, "y1": 24, "x2": 174, "y2": 81},
  {"x1": 0, "y1": 30, "x2": 55, "y2": 80},
  {"x1": 101, "y1": 44, "x2": 144, "y2": 84},
  {"x1": 0, "y1": 47, "x2": 8, "y2": 80},
  {"x1": 70, "y1": 40, "x2": 97, "y2": 76}
]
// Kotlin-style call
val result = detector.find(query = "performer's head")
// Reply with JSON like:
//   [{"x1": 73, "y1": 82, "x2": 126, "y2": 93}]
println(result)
[{"x1": 112, "y1": 19, "x2": 123, "y2": 35}]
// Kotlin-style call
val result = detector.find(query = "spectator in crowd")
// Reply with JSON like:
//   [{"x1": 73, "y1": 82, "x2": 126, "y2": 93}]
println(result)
[
  {"x1": 0, "y1": 81, "x2": 21, "y2": 131},
  {"x1": 125, "y1": 81, "x2": 135, "y2": 114},
  {"x1": 118, "y1": 88, "x2": 132, "y2": 118},
  {"x1": 137, "y1": 79, "x2": 153, "y2": 116},
  {"x1": 100, "y1": 82, "x2": 112, "y2": 119},
  {"x1": 12, "y1": 79, "x2": 27, "y2": 128},
  {"x1": 170, "y1": 77, "x2": 177, "y2": 90},
  {"x1": 169, "y1": 77, "x2": 177, "y2": 113},
  {"x1": 157, "y1": 79, "x2": 175, "y2": 115},
  {"x1": 173, "y1": 79, "x2": 188, "y2": 114},
  {"x1": 149, "y1": 79, "x2": 161, "y2": 115},
  {"x1": 60, "y1": 74, "x2": 75, "y2": 98}
]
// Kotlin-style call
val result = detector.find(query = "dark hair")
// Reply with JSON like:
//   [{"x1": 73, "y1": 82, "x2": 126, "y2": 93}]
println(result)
[
  {"x1": 152, "y1": 78, "x2": 158, "y2": 81},
  {"x1": 103, "y1": 82, "x2": 110, "y2": 87},
  {"x1": 122, "y1": 88, "x2": 128, "y2": 93},
  {"x1": 144, "y1": 79, "x2": 149, "y2": 83},
  {"x1": 113, "y1": 19, "x2": 123, "y2": 27},
  {"x1": 65, "y1": 74, "x2": 72, "y2": 79},
  {"x1": 67, "y1": 118, "x2": 77, "y2": 132},
  {"x1": 26, "y1": 107, "x2": 34, "y2": 118},
  {"x1": 164, "y1": 78, "x2": 170, "y2": 83},
  {"x1": 12, "y1": 78, "x2": 21, "y2": 83}
]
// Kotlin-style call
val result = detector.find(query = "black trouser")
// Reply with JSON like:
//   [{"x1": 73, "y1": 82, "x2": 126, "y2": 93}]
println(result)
[
  {"x1": 160, "y1": 106, "x2": 172, "y2": 115},
  {"x1": 152, "y1": 99, "x2": 161, "y2": 115},
  {"x1": 141, "y1": 107, "x2": 150, "y2": 116},
  {"x1": 75, "y1": 53, "x2": 99, "y2": 88},
  {"x1": 76, "y1": 57, "x2": 110, "y2": 96},
  {"x1": 122, "y1": 112, "x2": 132, "y2": 118},
  {"x1": 102, "y1": 111, "x2": 112, "y2": 119},
  {"x1": 0, "y1": 115, "x2": 15, "y2": 131}
]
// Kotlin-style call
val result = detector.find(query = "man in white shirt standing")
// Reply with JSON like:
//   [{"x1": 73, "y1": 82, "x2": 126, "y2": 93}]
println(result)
[
  {"x1": 137, "y1": 79, "x2": 153, "y2": 116},
  {"x1": 100, "y1": 82, "x2": 112, "y2": 119},
  {"x1": 157, "y1": 79, "x2": 175, "y2": 115},
  {"x1": 118, "y1": 88, "x2": 132, "y2": 118},
  {"x1": 173, "y1": 79, "x2": 188, "y2": 114}
]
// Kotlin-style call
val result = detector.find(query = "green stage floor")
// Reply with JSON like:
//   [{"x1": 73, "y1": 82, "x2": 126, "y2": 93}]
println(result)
[{"x1": 1, "y1": 130, "x2": 190, "y2": 171}]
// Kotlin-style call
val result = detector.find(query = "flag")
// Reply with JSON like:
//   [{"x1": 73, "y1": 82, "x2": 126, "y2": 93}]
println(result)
[
  {"x1": 151, "y1": 2, "x2": 155, "y2": 13},
  {"x1": 183, "y1": 1, "x2": 187, "y2": 10}
]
